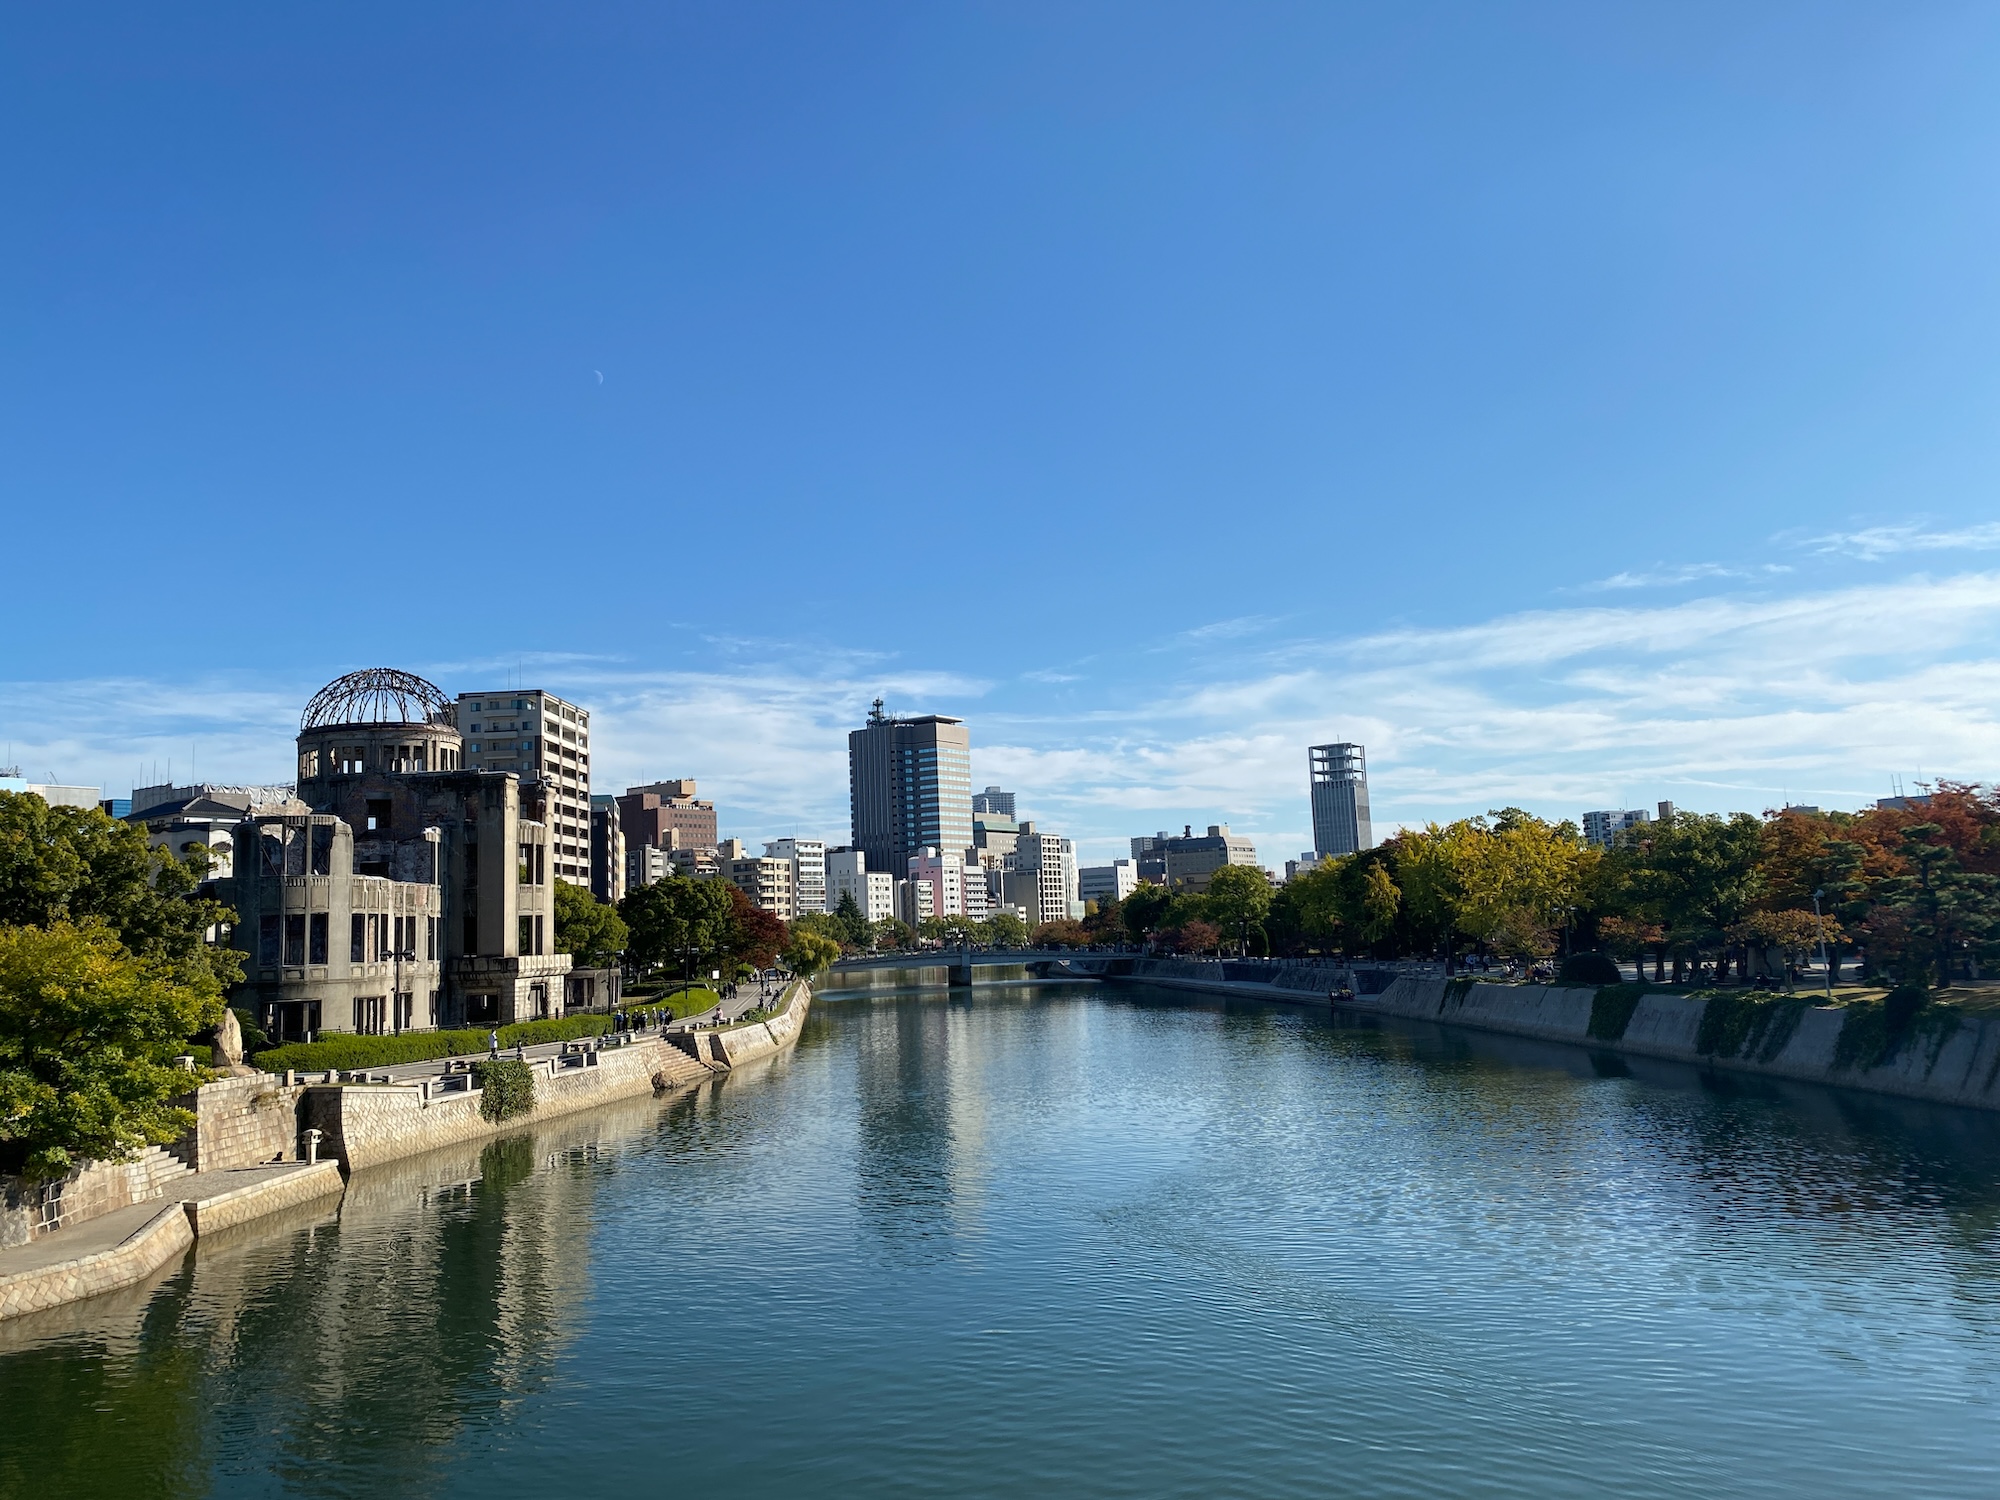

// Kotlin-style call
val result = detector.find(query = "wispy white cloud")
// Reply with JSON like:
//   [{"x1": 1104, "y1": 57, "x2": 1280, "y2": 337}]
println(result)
[
  {"x1": 1578, "y1": 562, "x2": 1791, "y2": 592},
  {"x1": 5, "y1": 573, "x2": 1997, "y2": 868},
  {"x1": 1803, "y1": 521, "x2": 2000, "y2": 560}
]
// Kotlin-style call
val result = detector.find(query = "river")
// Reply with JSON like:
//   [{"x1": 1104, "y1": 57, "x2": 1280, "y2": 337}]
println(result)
[{"x1": 3, "y1": 982, "x2": 1999, "y2": 1498}]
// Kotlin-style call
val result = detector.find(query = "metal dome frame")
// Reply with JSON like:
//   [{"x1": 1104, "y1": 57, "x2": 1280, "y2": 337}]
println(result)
[{"x1": 300, "y1": 668, "x2": 456, "y2": 730}]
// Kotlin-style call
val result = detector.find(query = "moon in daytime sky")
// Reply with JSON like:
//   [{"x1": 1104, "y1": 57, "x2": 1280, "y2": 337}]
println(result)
[{"x1": 594, "y1": 370, "x2": 603, "y2": 383}]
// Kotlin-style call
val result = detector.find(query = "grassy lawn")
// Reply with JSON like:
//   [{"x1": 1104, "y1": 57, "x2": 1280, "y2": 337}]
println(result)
[{"x1": 625, "y1": 984, "x2": 723, "y2": 1020}]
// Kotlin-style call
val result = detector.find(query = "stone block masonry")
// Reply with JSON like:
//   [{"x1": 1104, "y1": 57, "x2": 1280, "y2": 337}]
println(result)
[
  {"x1": 307, "y1": 981, "x2": 812, "y2": 1171},
  {"x1": 0, "y1": 1201, "x2": 192, "y2": 1322}
]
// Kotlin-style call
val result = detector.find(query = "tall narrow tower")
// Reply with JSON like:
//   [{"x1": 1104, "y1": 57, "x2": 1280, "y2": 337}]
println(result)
[
  {"x1": 1309, "y1": 742, "x2": 1373, "y2": 857},
  {"x1": 848, "y1": 699, "x2": 974, "y2": 879}
]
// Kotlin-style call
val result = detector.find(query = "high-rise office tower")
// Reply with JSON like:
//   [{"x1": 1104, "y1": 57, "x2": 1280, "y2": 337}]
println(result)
[
  {"x1": 848, "y1": 699, "x2": 974, "y2": 880},
  {"x1": 972, "y1": 786, "x2": 1016, "y2": 819},
  {"x1": 456, "y1": 688, "x2": 591, "y2": 883},
  {"x1": 1309, "y1": 742, "x2": 1373, "y2": 857}
]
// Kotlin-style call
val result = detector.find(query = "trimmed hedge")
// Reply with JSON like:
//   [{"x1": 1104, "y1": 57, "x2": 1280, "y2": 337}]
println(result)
[{"x1": 253, "y1": 1015, "x2": 615, "y2": 1074}]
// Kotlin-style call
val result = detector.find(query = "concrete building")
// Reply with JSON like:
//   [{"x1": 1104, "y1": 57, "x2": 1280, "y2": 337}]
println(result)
[
  {"x1": 627, "y1": 843, "x2": 672, "y2": 891},
  {"x1": 0, "y1": 773, "x2": 101, "y2": 809},
  {"x1": 589, "y1": 794, "x2": 626, "y2": 904},
  {"x1": 228, "y1": 668, "x2": 568, "y2": 1042},
  {"x1": 1308, "y1": 743, "x2": 1373, "y2": 857},
  {"x1": 667, "y1": 845, "x2": 720, "y2": 879},
  {"x1": 1078, "y1": 859, "x2": 1139, "y2": 906},
  {"x1": 1130, "y1": 832, "x2": 1171, "y2": 886},
  {"x1": 972, "y1": 786, "x2": 1016, "y2": 819},
  {"x1": 1284, "y1": 853, "x2": 1327, "y2": 882},
  {"x1": 848, "y1": 699, "x2": 974, "y2": 880},
  {"x1": 719, "y1": 839, "x2": 794, "y2": 919},
  {"x1": 905, "y1": 846, "x2": 991, "y2": 920},
  {"x1": 1581, "y1": 808, "x2": 1652, "y2": 850},
  {"x1": 617, "y1": 780, "x2": 717, "y2": 856},
  {"x1": 1005, "y1": 822, "x2": 1080, "y2": 925},
  {"x1": 1152, "y1": 824, "x2": 1256, "y2": 892},
  {"x1": 126, "y1": 784, "x2": 306, "y2": 879},
  {"x1": 765, "y1": 838, "x2": 827, "y2": 915},
  {"x1": 827, "y1": 847, "x2": 896, "y2": 923},
  {"x1": 456, "y1": 688, "x2": 592, "y2": 884}
]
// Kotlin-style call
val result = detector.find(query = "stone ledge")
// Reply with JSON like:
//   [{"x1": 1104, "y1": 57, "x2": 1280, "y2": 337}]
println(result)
[
  {"x1": 0, "y1": 1202, "x2": 193, "y2": 1322},
  {"x1": 185, "y1": 1162, "x2": 345, "y2": 1236}
]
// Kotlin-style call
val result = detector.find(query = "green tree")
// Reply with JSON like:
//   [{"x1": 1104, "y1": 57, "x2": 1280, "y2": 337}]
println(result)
[
  {"x1": 618, "y1": 875, "x2": 736, "y2": 979},
  {"x1": 552, "y1": 879, "x2": 628, "y2": 967},
  {"x1": 1358, "y1": 862, "x2": 1402, "y2": 944},
  {"x1": 983, "y1": 911, "x2": 1028, "y2": 948},
  {"x1": 1121, "y1": 883, "x2": 1173, "y2": 945},
  {"x1": 1204, "y1": 865, "x2": 1273, "y2": 955},
  {"x1": 0, "y1": 791, "x2": 242, "y2": 991},
  {"x1": 874, "y1": 916, "x2": 916, "y2": 951},
  {"x1": 831, "y1": 889, "x2": 873, "y2": 947},
  {"x1": 0, "y1": 920, "x2": 224, "y2": 1181},
  {"x1": 782, "y1": 926, "x2": 842, "y2": 976}
]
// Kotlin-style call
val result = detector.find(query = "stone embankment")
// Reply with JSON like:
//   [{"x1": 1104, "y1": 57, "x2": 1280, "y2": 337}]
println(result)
[
  {"x1": 310, "y1": 978, "x2": 810, "y2": 1170},
  {"x1": 0, "y1": 980, "x2": 814, "y2": 1321},
  {"x1": 1083, "y1": 959, "x2": 2000, "y2": 1113},
  {"x1": 0, "y1": 1162, "x2": 343, "y2": 1322}
]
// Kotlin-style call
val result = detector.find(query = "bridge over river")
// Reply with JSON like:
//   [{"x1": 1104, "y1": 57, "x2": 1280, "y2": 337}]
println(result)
[{"x1": 825, "y1": 949, "x2": 1424, "y2": 993}]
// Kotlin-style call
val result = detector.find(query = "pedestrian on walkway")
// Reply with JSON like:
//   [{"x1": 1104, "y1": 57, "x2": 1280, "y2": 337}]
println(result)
[{"x1": 488, "y1": 1028, "x2": 499, "y2": 1057}]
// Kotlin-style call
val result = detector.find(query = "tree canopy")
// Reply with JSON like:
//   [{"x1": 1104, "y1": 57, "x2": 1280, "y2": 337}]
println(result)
[{"x1": 552, "y1": 880, "x2": 628, "y2": 968}]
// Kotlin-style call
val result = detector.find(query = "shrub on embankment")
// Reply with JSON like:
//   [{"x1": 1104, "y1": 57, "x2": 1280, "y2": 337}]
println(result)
[
  {"x1": 1694, "y1": 992, "x2": 1810, "y2": 1063},
  {"x1": 253, "y1": 1016, "x2": 615, "y2": 1074},
  {"x1": 1587, "y1": 984, "x2": 1649, "y2": 1041},
  {"x1": 472, "y1": 1059, "x2": 535, "y2": 1121},
  {"x1": 1833, "y1": 984, "x2": 1959, "y2": 1073}
]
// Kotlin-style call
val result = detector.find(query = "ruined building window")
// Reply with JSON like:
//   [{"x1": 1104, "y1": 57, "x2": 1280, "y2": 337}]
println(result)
[
  {"x1": 351, "y1": 913, "x2": 365, "y2": 963},
  {"x1": 299, "y1": 748, "x2": 319, "y2": 778},
  {"x1": 427, "y1": 915, "x2": 438, "y2": 960},
  {"x1": 283, "y1": 914, "x2": 305, "y2": 966},
  {"x1": 519, "y1": 916, "x2": 532, "y2": 954},
  {"x1": 310, "y1": 825, "x2": 333, "y2": 876},
  {"x1": 366, "y1": 799, "x2": 391, "y2": 834},
  {"x1": 535, "y1": 914, "x2": 544, "y2": 955},
  {"x1": 260, "y1": 914, "x2": 281, "y2": 967},
  {"x1": 309, "y1": 912, "x2": 328, "y2": 965},
  {"x1": 465, "y1": 913, "x2": 479, "y2": 953},
  {"x1": 535, "y1": 844, "x2": 545, "y2": 884}
]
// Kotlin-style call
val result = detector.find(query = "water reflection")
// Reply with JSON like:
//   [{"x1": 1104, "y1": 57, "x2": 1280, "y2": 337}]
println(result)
[
  {"x1": 0, "y1": 1086, "x2": 709, "y2": 1500},
  {"x1": 3, "y1": 987, "x2": 1999, "y2": 1500}
]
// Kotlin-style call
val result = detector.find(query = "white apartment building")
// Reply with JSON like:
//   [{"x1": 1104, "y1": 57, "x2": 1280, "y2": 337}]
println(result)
[
  {"x1": 457, "y1": 689, "x2": 592, "y2": 884},
  {"x1": 717, "y1": 838, "x2": 795, "y2": 919},
  {"x1": 765, "y1": 838, "x2": 827, "y2": 915},
  {"x1": 1078, "y1": 859, "x2": 1138, "y2": 905},
  {"x1": 1581, "y1": 808, "x2": 1652, "y2": 850},
  {"x1": 827, "y1": 848, "x2": 896, "y2": 923},
  {"x1": 627, "y1": 844, "x2": 672, "y2": 891},
  {"x1": 1005, "y1": 823, "x2": 1080, "y2": 926}
]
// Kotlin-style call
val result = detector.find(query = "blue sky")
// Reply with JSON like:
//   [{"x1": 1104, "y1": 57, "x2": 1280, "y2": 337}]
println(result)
[{"x1": 5, "y1": 3, "x2": 2000, "y2": 864}]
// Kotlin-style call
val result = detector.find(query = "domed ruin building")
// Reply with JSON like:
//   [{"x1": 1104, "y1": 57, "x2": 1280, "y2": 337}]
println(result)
[{"x1": 222, "y1": 668, "x2": 583, "y2": 1042}]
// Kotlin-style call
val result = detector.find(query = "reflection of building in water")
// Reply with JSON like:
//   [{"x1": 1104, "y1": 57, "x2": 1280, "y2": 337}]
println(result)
[{"x1": 848, "y1": 998, "x2": 1003, "y2": 1254}]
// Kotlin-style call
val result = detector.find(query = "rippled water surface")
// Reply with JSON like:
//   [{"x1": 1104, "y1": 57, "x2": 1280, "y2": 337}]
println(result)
[{"x1": 6, "y1": 983, "x2": 2000, "y2": 1498}]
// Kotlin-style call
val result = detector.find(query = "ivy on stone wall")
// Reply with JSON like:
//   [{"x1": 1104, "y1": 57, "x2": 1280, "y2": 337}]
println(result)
[{"x1": 471, "y1": 1059, "x2": 535, "y2": 1122}]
